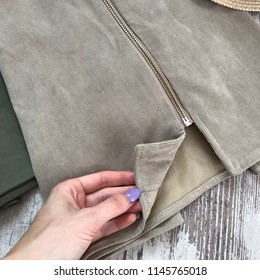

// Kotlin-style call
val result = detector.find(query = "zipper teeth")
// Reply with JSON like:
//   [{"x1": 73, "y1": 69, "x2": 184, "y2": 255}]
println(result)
[{"x1": 102, "y1": 0, "x2": 192, "y2": 126}]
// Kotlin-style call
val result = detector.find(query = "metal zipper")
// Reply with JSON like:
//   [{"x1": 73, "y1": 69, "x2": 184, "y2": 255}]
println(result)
[{"x1": 102, "y1": 0, "x2": 193, "y2": 127}]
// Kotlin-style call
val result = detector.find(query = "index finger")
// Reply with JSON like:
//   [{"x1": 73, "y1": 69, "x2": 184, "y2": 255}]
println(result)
[{"x1": 76, "y1": 171, "x2": 135, "y2": 194}]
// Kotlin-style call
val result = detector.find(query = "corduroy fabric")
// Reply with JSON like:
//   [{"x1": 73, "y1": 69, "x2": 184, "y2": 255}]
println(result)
[
  {"x1": 112, "y1": 0, "x2": 260, "y2": 176},
  {"x1": 0, "y1": 0, "x2": 259, "y2": 258}
]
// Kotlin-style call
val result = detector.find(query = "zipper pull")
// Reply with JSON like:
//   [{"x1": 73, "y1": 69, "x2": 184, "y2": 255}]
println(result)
[{"x1": 182, "y1": 116, "x2": 193, "y2": 127}]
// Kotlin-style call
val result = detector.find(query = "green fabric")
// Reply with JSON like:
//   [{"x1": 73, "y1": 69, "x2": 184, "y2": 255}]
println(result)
[
  {"x1": 0, "y1": 0, "x2": 259, "y2": 259},
  {"x1": 0, "y1": 72, "x2": 37, "y2": 208}
]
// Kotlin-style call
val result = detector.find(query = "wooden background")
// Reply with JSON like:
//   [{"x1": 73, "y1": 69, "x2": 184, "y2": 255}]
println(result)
[{"x1": 0, "y1": 12, "x2": 259, "y2": 260}]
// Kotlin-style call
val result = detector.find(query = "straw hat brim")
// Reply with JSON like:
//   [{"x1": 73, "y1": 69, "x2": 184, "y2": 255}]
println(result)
[{"x1": 211, "y1": 0, "x2": 260, "y2": 11}]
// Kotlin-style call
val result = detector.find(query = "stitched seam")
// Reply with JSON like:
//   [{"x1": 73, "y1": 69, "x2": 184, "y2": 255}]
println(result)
[
  {"x1": 194, "y1": 115, "x2": 260, "y2": 173},
  {"x1": 136, "y1": 135, "x2": 185, "y2": 150},
  {"x1": 146, "y1": 170, "x2": 230, "y2": 227}
]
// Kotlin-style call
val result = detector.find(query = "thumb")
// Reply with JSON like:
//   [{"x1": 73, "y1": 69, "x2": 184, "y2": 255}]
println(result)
[{"x1": 93, "y1": 188, "x2": 141, "y2": 225}]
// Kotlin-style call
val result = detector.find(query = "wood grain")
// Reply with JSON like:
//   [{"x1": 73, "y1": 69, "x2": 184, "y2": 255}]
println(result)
[
  {"x1": 125, "y1": 170, "x2": 260, "y2": 260},
  {"x1": 0, "y1": 189, "x2": 43, "y2": 258},
  {"x1": 0, "y1": 12, "x2": 259, "y2": 260}
]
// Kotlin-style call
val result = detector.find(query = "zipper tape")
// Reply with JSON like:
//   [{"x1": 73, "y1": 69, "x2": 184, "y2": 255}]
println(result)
[{"x1": 102, "y1": 0, "x2": 193, "y2": 127}]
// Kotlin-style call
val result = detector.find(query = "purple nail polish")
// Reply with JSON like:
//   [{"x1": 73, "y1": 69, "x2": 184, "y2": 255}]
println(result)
[{"x1": 125, "y1": 188, "x2": 141, "y2": 203}]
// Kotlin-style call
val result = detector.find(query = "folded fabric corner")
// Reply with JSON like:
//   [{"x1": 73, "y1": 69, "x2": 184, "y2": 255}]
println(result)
[{"x1": 83, "y1": 132, "x2": 185, "y2": 259}]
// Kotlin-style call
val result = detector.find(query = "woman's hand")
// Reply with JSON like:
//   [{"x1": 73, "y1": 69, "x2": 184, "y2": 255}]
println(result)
[{"x1": 4, "y1": 171, "x2": 141, "y2": 260}]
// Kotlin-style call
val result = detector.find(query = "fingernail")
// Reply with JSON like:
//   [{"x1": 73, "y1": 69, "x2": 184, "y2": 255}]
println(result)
[
  {"x1": 136, "y1": 213, "x2": 141, "y2": 220},
  {"x1": 125, "y1": 188, "x2": 141, "y2": 203},
  {"x1": 128, "y1": 172, "x2": 135, "y2": 178}
]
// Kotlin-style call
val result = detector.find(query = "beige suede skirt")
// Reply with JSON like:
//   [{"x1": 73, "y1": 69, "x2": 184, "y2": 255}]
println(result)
[{"x1": 0, "y1": 0, "x2": 259, "y2": 259}]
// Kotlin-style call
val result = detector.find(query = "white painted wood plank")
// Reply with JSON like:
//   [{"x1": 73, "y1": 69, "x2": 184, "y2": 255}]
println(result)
[
  {"x1": 126, "y1": 170, "x2": 260, "y2": 259},
  {"x1": 0, "y1": 188, "x2": 43, "y2": 258},
  {"x1": 0, "y1": 11, "x2": 259, "y2": 260}
]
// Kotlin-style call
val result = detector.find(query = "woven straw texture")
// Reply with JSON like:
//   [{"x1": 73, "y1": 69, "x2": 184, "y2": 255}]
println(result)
[{"x1": 211, "y1": 0, "x2": 260, "y2": 11}]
